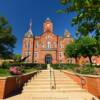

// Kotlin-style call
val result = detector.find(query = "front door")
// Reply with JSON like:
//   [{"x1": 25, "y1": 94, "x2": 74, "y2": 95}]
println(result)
[{"x1": 45, "y1": 55, "x2": 52, "y2": 64}]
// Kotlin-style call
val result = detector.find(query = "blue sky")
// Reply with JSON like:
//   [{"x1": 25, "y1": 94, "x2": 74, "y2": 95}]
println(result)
[{"x1": 0, "y1": 0, "x2": 76, "y2": 54}]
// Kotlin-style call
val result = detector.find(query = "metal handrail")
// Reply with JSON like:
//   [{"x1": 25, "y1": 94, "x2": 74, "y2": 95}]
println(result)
[
  {"x1": 50, "y1": 67, "x2": 52, "y2": 89},
  {"x1": 52, "y1": 69, "x2": 56, "y2": 89},
  {"x1": 78, "y1": 75, "x2": 86, "y2": 88},
  {"x1": 49, "y1": 64, "x2": 56, "y2": 89}
]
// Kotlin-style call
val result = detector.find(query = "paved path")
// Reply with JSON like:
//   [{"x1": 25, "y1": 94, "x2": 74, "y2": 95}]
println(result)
[{"x1": 7, "y1": 70, "x2": 98, "y2": 100}]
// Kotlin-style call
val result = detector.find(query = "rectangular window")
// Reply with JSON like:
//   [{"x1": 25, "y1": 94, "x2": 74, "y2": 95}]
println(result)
[
  {"x1": 34, "y1": 52, "x2": 38, "y2": 57},
  {"x1": 34, "y1": 60, "x2": 38, "y2": 63},
  {"x1": 36, "y1": 41, "x2": 38, "y2": 48},
  {"x1": 25, "y1": 42, "x2": 30, "y2": 50},
  {"x1": 59, "y1": 52, "x2": 63, "y2": 58},
  {"x1": 47, "y1": 42, "x2": 51, "y2": 48},
  {"x1": 24, "y1": 52, "x2": 30, "y2": 62},
  {"x1": 42, "y1": 42, "x2": 44, "y2": 48}
]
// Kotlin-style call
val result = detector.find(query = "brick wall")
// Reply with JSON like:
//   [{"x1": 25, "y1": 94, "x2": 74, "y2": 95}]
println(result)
[
  {"x1": 63, "y1": 71, "x2": 100, "y2": 98},
  {"x1": 0, "y1": 71, "x2": 38, "y2": 99},
  {"x1": 0, "y1": 79, "x2": 6, "y2": 99}
]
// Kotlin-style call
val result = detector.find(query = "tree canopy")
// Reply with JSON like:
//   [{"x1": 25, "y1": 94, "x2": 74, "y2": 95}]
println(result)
[
  {"x1": 59, "y1": 0, "x2": 100, "y2": 37},
  {"x1": 78, "y1": 36, "x2": 97, "y2": 64},
  {"x1": 0, "y1": 17, "x2": 16, "y2": 59},
  {"x1": 65, "y1": 41, "x2": 80, "y2": 63},
  {"x1": 65, "y1": 36, "x2": 97, "y2": 65},
  {"x1": 13, "y1": 54, "x2": 21, "y2": 62}
]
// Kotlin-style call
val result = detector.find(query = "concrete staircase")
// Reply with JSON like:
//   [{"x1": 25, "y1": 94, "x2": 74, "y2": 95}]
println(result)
[{"x1": 7, "y1": 70, "x2": 98, "y2": 100}]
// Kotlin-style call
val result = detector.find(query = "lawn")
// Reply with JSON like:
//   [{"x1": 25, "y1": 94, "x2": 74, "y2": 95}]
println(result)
[{"x1": 0, "y1": 68, "x2": 11, "y2": 77}]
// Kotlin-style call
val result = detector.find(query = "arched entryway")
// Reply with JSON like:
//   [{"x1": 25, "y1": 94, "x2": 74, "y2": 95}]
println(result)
[{"x1": 45, "y1": 54, "x2": 52, "y2": 64}]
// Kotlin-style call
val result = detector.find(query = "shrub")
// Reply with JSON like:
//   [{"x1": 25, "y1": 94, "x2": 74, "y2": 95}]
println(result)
[
  {"x1": 9, "y1": 66, "x2": 22, "y2": 75},
  {"x1": 2, "y1": 61, "x2": 11, "y2": 69},
  {"x1": 51, "y1": 64, "x2": 79, "y2": 70},
  {"x1": 79, "y1": 66, "x2": 96, "y2": 75},
  {"x1": 51, "y1": 64, "x2": 60, "y2": 69},
  {"x1": 39, "y1": 64, "x2": 47, "y2": 69}
]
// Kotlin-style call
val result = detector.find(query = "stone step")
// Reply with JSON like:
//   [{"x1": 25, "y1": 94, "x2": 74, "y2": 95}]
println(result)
[
  {"x1": 27, "y1": 83, "x2": 50, "y2": 86},
  {"x1": 23, "y1": 85, "x2": 80, "y2": 90},
  {"x1": 7, "y1": 93, "x2": 98, "y2": 100},
  {"x1": 23, "y1": 88, "x2": 86, "y2": 92},
  {"x1": 24, "y1": 84, "x2": 79, "y2": 88},
  {"x1": 7, "y1": 70, "x2": 99, "y2": 100},
  {"x1": 29, "y1": 79, "x2": 72, "y2": 82},
  {"x1": 27, "y1": 82, "x2": 76, "y2": 86}
]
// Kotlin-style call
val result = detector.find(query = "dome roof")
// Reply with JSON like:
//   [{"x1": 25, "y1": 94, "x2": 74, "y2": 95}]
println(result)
[
  {"x1": 45, "y1": 17, "x2": 51, "y2": 22},
  {"x1": 25, "y1": 31, "x2": 33, "y2": 38},
  {"x1": 64, "y1": 29, "x2": 70, "y2": 38}
]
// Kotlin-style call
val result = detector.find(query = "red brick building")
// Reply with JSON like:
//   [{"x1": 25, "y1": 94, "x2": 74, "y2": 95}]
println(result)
[{"x1": 22, "y1": 18, "x2": 73, "y2": 64}]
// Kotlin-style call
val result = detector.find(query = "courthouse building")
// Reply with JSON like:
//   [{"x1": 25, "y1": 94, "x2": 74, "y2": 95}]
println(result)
[{"x1": 22, "y1": 18, "x2": 74, "y2": 64}]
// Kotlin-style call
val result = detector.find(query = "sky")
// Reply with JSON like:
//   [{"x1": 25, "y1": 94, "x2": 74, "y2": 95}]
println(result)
[{"x1": 0, "y1": 0, "x2": 76, "y2": 54}]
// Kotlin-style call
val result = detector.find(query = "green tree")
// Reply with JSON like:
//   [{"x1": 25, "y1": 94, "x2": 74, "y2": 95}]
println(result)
[
  {"x1": 59, "y1": 0, "x2": 100, "y2": 54},
  {"x1": 59, "y1": 0, "x2": 100, "y2": 36},
  {"x1": 78, "y1": 36, "x2": 97, "y2": 65},
  {"x1": 13, "y1": 54, "x2": 21, "y2": 62},
  {"x1": 65, "y1": 41, "x2": 80, "y2": 64},
  {"x1": 0, "y1": 17, "x2": 16, "y2": 59}
]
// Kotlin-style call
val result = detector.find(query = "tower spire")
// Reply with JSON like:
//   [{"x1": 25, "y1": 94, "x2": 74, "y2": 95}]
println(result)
[
  {"x1": 28, "y1": 19, "x2": 32, "y2": 32},
  {"x1": 24, "y1": 19, "x2": 33, "y2": 38}
]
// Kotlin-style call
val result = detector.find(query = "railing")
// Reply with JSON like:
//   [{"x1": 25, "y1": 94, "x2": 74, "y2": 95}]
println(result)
[
  {"x1": 50, "y1": 66, "x2": 52, "y2": 89},
  {"x1": 52, "y1": 69, "x2": 56, "y2": 89},
  {"x1": 49, "y1": 65, "x2": 56, "y2": 89},
  {"x1": 79, "y1": 76, "x2": 86, "y2": 88}
]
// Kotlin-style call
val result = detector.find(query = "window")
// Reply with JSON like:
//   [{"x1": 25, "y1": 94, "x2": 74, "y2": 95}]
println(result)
[
  {"x1": 26, "y1": 42, "x2": 30, "y2": 50},
  {"x1": 68, "y1": 58, "x2": 73, "y2": 64},
  {"x1": 34, "y1": 52, "x2": 38, "y2": 57},
  {"x1": 53, "y1": 42, "x2": 56, "y2": 48},
  {"x1": 24, "y1": 52, "x2": 30, "y2": 62},
  {"x1": 59, "y1": 43, "x2": 63, "y2": 48},
  {"x1": 47, "y1": 35, "x2": 50, "y2": 39},
  {"x1": 34, "y1": 60, "x2": 38, "y2": 63},
  {"x1": 60, "y1": 60, "x2": 63, "y2": 63},
  {"x1": 24, "y1": 52, "x2": 30, "y2": 56},
  {"x1": 59, "y1": 52, "x2": 63, "y2": 58},
  {"x1": 42, "y1": 42, "x2": 44, "y2": 48},
  {"x1": 36, "y1": 41, "x2": 38, "y2": 48},
  {"x1": 47, "y1": 42, "x2": 51, "y2": 48}
]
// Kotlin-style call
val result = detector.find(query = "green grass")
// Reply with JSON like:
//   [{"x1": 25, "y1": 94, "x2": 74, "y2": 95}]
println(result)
[
  {"x1": 0, "y1": 68, "x2": 11, "y2": 76},
  {"x1": 0, "y1": 67, "x2": 37, "y2": 77},
  {"x1": 23, "y1": 68, "x2": 36, "y2": 73}
]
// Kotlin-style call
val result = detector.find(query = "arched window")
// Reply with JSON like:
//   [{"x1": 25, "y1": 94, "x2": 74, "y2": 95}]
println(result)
[
  {"x1": 53, "y1": 42, "x2": 56, "y2": 48},
  {"x1": 26, "y1": 42, "x2": 30, "y2": 50},
  {"x1": 42, "y1": 42, "x2": 44, "y2": 48},
  {"x1": 34, "y1": 52, "x2": 38, "y2": 57},
  {"x1": 47, "y1": 42, "x2": 51, "y2": 48},
  {"x1": 36, "y1": 41, "x2": 38, "y2": 48},
  {"x1": 59, "y1": 52, "x2": 63, "y2": 58}
]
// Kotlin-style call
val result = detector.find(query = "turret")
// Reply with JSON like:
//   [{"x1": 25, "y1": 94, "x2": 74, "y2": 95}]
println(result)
[
  {"x1": 24, "y1": 19, "x2": 33, "y2": 38},
  {"x1": 43, "y1": 18, "x2": 53, "y2": 33},
  {"x1": 64, "y1": 29, "x2": 71, "y2": 38},
  {"x1": 22, "y1": 19, "x2": 34, "y2": 63}
]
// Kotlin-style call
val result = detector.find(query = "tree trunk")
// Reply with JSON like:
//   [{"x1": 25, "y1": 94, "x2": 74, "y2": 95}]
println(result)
[
  {"x1": 75, "y1": 57, "x2": 78, "y2": 64},
  {"x1": 88, "y1": 56, "x2": 92, "y2": 66}
]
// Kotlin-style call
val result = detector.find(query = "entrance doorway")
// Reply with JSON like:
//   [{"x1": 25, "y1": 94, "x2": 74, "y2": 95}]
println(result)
[{"x1": 45, "y1": 55, "x2": 52, "y2": 64}]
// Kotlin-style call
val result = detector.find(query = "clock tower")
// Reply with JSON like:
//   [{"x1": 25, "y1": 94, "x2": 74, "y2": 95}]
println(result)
[{"x1": 43, "y1": 18, "x2": 53, "y2": 33}]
